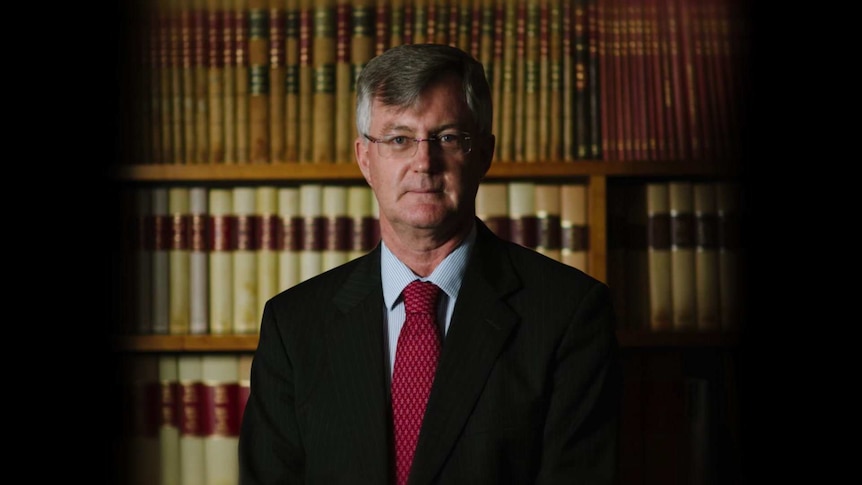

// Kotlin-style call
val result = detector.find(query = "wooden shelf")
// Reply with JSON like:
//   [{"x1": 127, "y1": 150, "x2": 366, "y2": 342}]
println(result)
[
  {"x1": 112, "y1": 160, "x2": 739, "y2": 182},
  {"x1": 113, "y1": 330, "x2": 739, "y2": 352}
]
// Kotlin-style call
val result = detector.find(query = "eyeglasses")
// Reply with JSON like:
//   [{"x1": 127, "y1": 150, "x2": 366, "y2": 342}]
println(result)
[{"x1": 364, "y1": 132, "x2": 473, "y2": 159}]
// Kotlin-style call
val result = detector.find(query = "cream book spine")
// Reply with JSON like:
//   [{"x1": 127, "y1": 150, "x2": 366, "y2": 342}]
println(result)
[
  {"x1": 169, "y1": 186, "x2": 191, "y2": 335},
  {"x1": 152, "y1": 186, "x2": 171, "y2": 335},
  {"x1": 322, "y1": 185, "x2": 350, "y2": 271},
  {"x1": 256, "y1": 186, "x2": 279, "y2": 321},
  {"x1": 694, "y1": 182, "x2": 720, "y2": 331},
  {"x1": 534, "y1": 183, "x2": 563, "y2": 262},
  {"x1": 278, "y1": 186, "x2": 301, "y2": 291},
  {"x1": 347, "y1": 185, "x2": 375, "y2": 260},
  {"x1": 233, "y1": 186, "x2": 259, "y2": 334},
  {"x1": 300, "y1": 183, "x2": 324, "y2": 282},
  {"x1": 178, "y1": 355, "x2": 205, "y2": 485},
  {"x1": 202, "y1": 354, "x2": 241, "y2": 485},
  {"x1": 717, "y1": 181, "x2": 741, "y2": 330},
  {"x1": 669, "y1": 180, "x2": 697, "y2": 331},
  {"x1": 561, "y1": 183, "x2": 589, "y2": 272},
  {"x1": 476, "y1": 182, "x2": 510, "y2": 240},
  {"x1": 646, "y1": 182, "x2": 672, "y2": 331},
  {"x1": 189, "y1": 186, "x2": 209, "y2": 335},
  {"x1": 209, "y1": 188, "x2": 233, "y2": 335},
  {"x1": 507, "y1": 181, "x2": 538, "y2": 250},
  {"x1": 159, "y1": 354, "x2": 181, "y2": 485}
]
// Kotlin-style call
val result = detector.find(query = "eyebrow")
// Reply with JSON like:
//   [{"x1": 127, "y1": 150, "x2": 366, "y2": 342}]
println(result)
[{"x1": 376, "y1": 122, "x2": 462, "y2": 135}]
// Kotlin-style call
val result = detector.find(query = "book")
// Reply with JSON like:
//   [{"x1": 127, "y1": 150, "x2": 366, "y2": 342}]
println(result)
[
  {"x1": 189, "y1": 187, "x2": 210, "y2": 335},
  {"x1": 522, "y1": 0, "x2": 540, "y2": 162},
  {"x1": 573, "y1": 0, "x2": 589, "y2": 159},
  {"x1": 180, "y1": 0, "x2": 197, "y2": 164},
  {"x1": 222, "y1": 0, "x2": 238, "y2": 162},
  {"x1": 192, "y1": 0, "x2": 210, "y2": 164},
  {"x1": 208, "y1": 188, "x2": 234, "y2": 334},
  {"x1": 322, "y1": 185, "x2": 350, "y2": 271},
  {"x1": 507, "y1": 181, "x2": 538, "y2": 250},
  {"x1": 278, "y1": 186, "x2": 302, "y2": 291},
  {"x1": 285, "y1": 0, "x2": 300, "y2": 161},
  {"x1": 297, "y1": 0, "x2": 314, "y2": 162},
  {"x1": 669, "y1": 180, "x2": 696, "y2": 331},
  {"x1": 152, "y1": 186, "x2": 171, "y2": 334},
  {"x1": 134, "y1": 188, "x2": 154, "y2": 334},
  {"x1": 624, "y1": 182, "x2": 650, "y2": 330},
  {"x1": 351, "y1": 0, "x2": 375, "y2": 148},
  {"x1": 126, "y1": 354, "x2": 161, "y2": 485},
  {"x1": 201, "y1": 354, "x2": 241, "y2": 485},
  {"x1": 207, "y1": 0, "x2": 226, "y2": 163},
  {"x1": 269, "y1": 0, "x2": 287, "y2": 163},
  {"x1": 476, "y1": 181, "x2": 510, "y2": 240},
  {"x1": 561, "y1": 182, "x2": 589, "y2": 272},
  {"x1": 256, "y1": 186, "x2": 280, "y2": 320},
  {"x1": 313, "y1": 0, "x2": 336, "y2": 163},
  {"x1": 716, "y1": 181, "x2": 740, "y2": 330},
  {"x1": 168, "y1": 186, "x2": 191, "y2": 335},
  {"x1": 300, "y1": 183, "x2": 324, "y2": 282},
  {"x1": 233, "y1": 187, "x2": 259, "y2": 334},
  {"x1": 248, "y1": 0, "x2": 271, "y2": 164},
  {"x1": 534, "y1": 183, "x2": 562, "y2": 262},
  {"x1": 586, "y1": 0, "x2": 600, "y2": 158},
  {"x1": 685, "y1": 376, "x2": 712, "y2": 485},
  {"x1": 335, "y1": 0, "x2": 353, "y2": 163},
  {"x1": 178, "y1": 355, "x2": 206, "y2": 485},
  {"x1": 234, "y1": 0, "x2": 250, "y2": 163},
  {"x1": 605, "y1": 183, "x2": 627, "y2": 327},
  {"x1": 347, "y1": 185, "x2": 376, "y2": 260},
  {"x1": 497, "y1": 0, "x2": 516, "y2": 162},
  {"x1": 159, "y1": 354, "x2": 181, "y2": 485},
  {"x1": 693, "y1": 181, "x2": 720, "y2": 331},
  {"x1": 646, "y1": 182, "x2": 672, "y2": 331}
]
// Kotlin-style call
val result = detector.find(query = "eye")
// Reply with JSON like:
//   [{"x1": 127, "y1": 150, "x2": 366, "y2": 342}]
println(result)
[
  {"x1": 388, "y1": 136, "x2": 409, "y2": 146},
  {"x1": 438, "y1": 133, "x2": 461, "y2": 145}
]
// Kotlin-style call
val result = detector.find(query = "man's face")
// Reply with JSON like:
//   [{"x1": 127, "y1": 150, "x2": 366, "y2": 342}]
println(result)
[{"x1": 355, "y1": 75, "x2": 493, "y2": 237}]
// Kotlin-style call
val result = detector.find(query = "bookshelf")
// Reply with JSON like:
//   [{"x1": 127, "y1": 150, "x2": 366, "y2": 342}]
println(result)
[{"x1": 110, "y1": 0, "x2": 751, "y2": 483}]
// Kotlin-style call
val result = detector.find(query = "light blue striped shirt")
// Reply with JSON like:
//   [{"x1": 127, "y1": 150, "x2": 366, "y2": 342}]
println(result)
[{"x1": 381, "y1": 223, "x2": 476, "y2": 379}]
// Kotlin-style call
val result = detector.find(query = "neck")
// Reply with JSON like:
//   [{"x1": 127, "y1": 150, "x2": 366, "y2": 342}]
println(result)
[{"x1": 380, "y1": 217, "x2": 474, "y2": 277}]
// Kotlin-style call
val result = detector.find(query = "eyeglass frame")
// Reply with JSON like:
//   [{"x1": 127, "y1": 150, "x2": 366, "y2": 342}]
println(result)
[{"x1": 363, "y1": 132, "x2": 473, "y2": 159}]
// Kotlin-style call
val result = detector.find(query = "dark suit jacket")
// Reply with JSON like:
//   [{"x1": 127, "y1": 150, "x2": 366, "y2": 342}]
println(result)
[{"x1": 239, "y1": 219, "x2": 622, "y2": 485}]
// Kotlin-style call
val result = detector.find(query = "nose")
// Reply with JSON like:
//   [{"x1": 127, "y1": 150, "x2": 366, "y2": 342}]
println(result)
[{"x1": 411, "y1": 140, "x2": 434, "y2": 172}]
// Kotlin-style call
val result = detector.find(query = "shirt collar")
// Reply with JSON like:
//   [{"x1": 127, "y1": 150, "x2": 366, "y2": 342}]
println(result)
[{"x1": 381, "y1": 222, "x2": 477, "y2": 309}]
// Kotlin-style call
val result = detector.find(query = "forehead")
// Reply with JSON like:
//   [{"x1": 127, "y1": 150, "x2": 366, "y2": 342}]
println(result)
[{"x1": 369, "y1": 77, "x2": 472, "y2": 132}]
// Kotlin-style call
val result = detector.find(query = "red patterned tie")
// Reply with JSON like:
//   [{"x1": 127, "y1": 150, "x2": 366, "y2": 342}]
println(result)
[{"x1": 391, "y1": 280, "x2": 442, "y2": 485}]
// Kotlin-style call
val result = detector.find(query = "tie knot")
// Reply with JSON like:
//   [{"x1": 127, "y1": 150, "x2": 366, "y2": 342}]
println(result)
[{"x1": 403, "y1": 280, "x2": 440, "y2": 315}]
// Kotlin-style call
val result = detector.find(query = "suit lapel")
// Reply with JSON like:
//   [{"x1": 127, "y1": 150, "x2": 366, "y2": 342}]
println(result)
[
  {"x1": 410, "y1": 221, "x2": 522, "y2": 485},
  {"x1": 324, "y1": 247, "x2": 392, "y2": 482}
]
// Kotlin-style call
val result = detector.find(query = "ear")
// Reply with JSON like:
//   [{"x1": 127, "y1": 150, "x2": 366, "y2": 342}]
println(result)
[{"x1": 355, "y1": 137, "x2": 374, "y2": 187}]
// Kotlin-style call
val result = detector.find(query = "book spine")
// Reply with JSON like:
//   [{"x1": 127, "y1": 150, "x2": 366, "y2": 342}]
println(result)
[
  {"x1": 300, "y1": 184, "x2": 324, "y2": 282},
  {"x1": 189, "y1": 187, "x2": 210, "y2": 334},
  {"x1": 233, "y1": 187, "x2": 260, "y2": 334},
  {"x1": 178, "y1": 355, "x2": 206, "y2": 485},
  {"x1": 168, "y1": 187, "x2": 192, "y2": 335},
  {"x1": 347, "y1": 185, "x2": 376, "y2": 260},
  {"x1": 297, "y1": 0, "x2": 314, "y2": 162},
  {"x1": 248, "y1": 0, "x2": 271, "y2": 163},
  {"x1": 207, "y1": 0, "x2": 226, "y2": 163},
  {"x1": 285, "y1": 0, "x2": 300, "y2": 161},
  {"x1": 134, "y1": 188, "x2": 154, "y2": 334},
  {"x1": 322, "y1": 185, "x2": 350, "y2": 272},
  {"x1": 269, "y1": 0, "x2": 287, "y2": 163},
  {"x1": 152, "y1": 187, "x2": 171, "y2": 335},
  {"x1": 127, "y1": 355, "x2": 162, "y2": 485},
  {"x1": 201, "y1": 354, "x2": 242, "y2": 484},
  {"x1": 716, "y1": 181, "x2": 740, "y2": 331},
  {"x1": 624, "y1": 183, "x2": 649, "y2": 330},
  {"x1": 223, "y1": 0, "x2": 238, "y2": 162},
  {"x1": 476, "y1": 182, "x2": 510, "y2": 240},
  {"x1": 351, "y1": 0, "x2": 375, "y2": 147},
  {"x1": 507, "y1": 181, "x2": 538, "y2": 250},
  {"x1": 208, "y1": 188, "x2": 234, "y2": 334},
  {"x1": 561, "y1": 183, "x2": 589, "y2": 272},
  {"x1": 573, "y1": 0, "x2": 589, "y2": 159},
  {"x1": 334, "y1": 1, "x2": 353, "y2": 163},
  {"x1": 534, "y1": 183, "x2": 562, "y2": 262},
  {"x1": 669, "y1": 180, "x2": 696, "y2": 330},
  {"x1": 278, "y1": 187, "x2": 302, "y2": 291},
  {"x1": 313, "y1": 0, "x2": 336, "y2": 163},
  {"x1": 586, "y1": 0, "x2": 601, "y2": 158},
  {"x1": 235, "y1": 0, "x2": 250, "y2": 163},
  {"x1": 180, "y1": 0, "x2": 197, "y2": 164},
  {"x1": 158, "y1": 355, "x2": 180, "y2": 485},
  {"x1": 256, "y1": 186, "x2": 280, "y2": 320},
  {"x1": 193, "y1": 0, "x2": 210, "y2": 164},
  {"x1": 646, "y1": 181, "x2": 672, "y2": 330},
  {"x1": 693, "y1": 182, "x2": 720, "y2": 331}
]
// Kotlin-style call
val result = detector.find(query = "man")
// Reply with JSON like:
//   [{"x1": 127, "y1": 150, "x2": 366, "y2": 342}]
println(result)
[{"x1": 238, "y1": 43, "x2": 621, "y2": 484}]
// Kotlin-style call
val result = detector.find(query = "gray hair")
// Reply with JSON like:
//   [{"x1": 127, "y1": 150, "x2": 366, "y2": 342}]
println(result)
[{"x1": 355, "y1": 43, "x2": 493, "y2": 139}]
